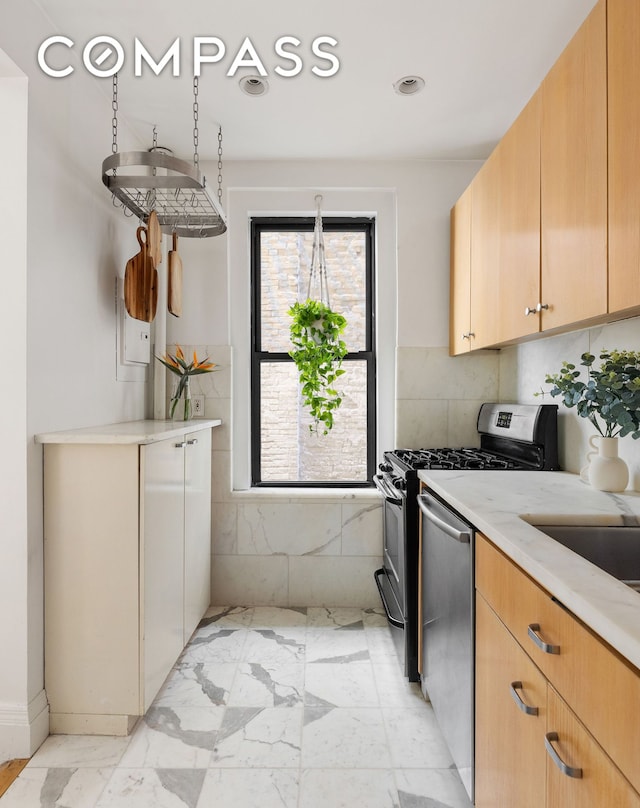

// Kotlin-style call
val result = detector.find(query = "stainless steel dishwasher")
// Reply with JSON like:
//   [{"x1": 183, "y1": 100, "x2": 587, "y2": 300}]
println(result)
[{"x1": 418, "y1": 490, "x2": 475, "y2": 802}]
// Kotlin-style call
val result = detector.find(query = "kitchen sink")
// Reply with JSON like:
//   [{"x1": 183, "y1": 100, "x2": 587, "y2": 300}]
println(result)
[{"x1": 532, "y1": 524, "x2": 640, "y2": 592}]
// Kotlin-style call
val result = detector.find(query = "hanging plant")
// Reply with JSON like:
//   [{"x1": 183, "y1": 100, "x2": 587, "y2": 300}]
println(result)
[{"x1": 289, "y1": 298, "x2": 348, "y2": 435}]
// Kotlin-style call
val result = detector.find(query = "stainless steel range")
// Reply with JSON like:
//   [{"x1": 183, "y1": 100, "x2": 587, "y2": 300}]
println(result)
[{"x1": 373, "y1": 402, "x2": 559, "y2": 683}]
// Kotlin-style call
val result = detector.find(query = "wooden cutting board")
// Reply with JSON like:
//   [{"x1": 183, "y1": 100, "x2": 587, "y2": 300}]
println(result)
[
  {"x1": 147, "y1": 210, "x2": 162, "y2": 267},
  {"x1": 168, "y1": 232, "x2": 183, "y2": 317},
  {"x1": 124, "y1": 226, "x2": 158, "y2": 322}
]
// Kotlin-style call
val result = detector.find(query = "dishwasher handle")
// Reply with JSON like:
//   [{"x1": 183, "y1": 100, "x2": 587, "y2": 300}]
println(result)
[{"x1": 417, "y1": 494, "x2": 472, "y2": 544}]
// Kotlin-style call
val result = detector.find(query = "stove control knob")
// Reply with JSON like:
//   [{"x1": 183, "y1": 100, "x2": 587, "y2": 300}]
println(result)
[
  {"x1": 379, "y1": 463, "x2": 392, "y2": 473},
  {"x1": 392, "y1": 477, "x2": 406, "y2": 491}
]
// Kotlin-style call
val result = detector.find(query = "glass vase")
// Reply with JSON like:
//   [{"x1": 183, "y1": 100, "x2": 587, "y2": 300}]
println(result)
[{"x1": 170, "y1": 376, "x2": 192, "y2": 421}]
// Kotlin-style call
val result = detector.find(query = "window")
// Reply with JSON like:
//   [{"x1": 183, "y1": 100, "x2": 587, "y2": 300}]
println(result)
[{"x1": 251, "y1": 217, "x2": 376, "y2": 486}]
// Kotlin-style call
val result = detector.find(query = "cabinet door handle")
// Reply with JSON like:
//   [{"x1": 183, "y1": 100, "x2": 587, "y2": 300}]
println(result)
[
  {"x1": 525, "y1": 306, "x2": 538, "y2": 316},
  {"x1": 545, "y1": 732, "x2": 583, "y2": 779},
  {"x1": 462, "y1": 331, "x2": 476, "y2": 340},
  {"x1": 527, "y1": 623, "x2": 560, "y2": 654},
  {"x1": 174, "y1": 441, "x2": 187, "y2": 448},
  {"x1": 536, "y1": 302, "x2": 549, "y2": 312},
  {"x1": 187, "y1": 438, "x2": 198, "y2": 445},
  {"x1": 509, "y1": 681, "x2": 539, "y2": 716}
]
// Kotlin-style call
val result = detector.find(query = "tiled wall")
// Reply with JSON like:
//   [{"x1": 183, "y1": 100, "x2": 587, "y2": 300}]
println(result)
[{"x1": 395, "y1": 347, "x2": 500, "y2": 448}]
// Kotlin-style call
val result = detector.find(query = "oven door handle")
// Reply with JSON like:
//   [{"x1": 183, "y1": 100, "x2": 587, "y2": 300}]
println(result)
[
  {"x1": 417, "y1": 494, "x2": 471, "y2": 544},
  {"x1": 374, "y1": 569, "x2": 404, "y2": 629},
  {"x1": 373, "y1": 474, "x2": 403, "y2": 506}
]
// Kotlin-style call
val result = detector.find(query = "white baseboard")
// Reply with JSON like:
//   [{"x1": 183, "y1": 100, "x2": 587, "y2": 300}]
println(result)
[{"x1": 0, "y1": 690, "x2": 49, "y2": 761}]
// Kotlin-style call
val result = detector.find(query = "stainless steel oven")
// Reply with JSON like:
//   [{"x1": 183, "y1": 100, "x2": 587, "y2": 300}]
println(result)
[{"x1": 373, "y1": 403, "x2": 559, "y2": 696}]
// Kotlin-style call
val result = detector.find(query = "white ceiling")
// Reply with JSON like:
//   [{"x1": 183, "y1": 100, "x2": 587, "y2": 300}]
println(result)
[{"x1": 35, "y1": 0, "x2": 598, "y2": 162}]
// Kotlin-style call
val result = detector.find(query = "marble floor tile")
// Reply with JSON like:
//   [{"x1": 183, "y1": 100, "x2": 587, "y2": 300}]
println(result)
[
  {"x1": 154, "y1": 662, "x2": 237, "y2": 708},
  {"x1": 305, "y1": 623, "x2": 369, "y2": 664},
  {"x1": 304, "y1": 661, "x2": 379, "y2": 707},
  {"x1": 96, "y1": 768, "x2": 206, "y2": 808},
  {"x1": 373, "y1": 662, "x2": 426, "y2": 708},
  {"x1": 241, "y1": 628, "x2": 306, "y2": 666},
  {"x1": 196, "y1": 768, "x2": 299, "y2": 808},
  {"x1": 0, "y1": 767, "x2": 111, "y2": 808},
  {"x1": 200, "y1": 606, "x2": 254, "y2": 628},
  {"x1": 250, "y1": 605, "x2": 308, "y2": 628},
  {"x1": 301, "y1": 707, "x2": 391, "y2": 769},
  {"x1": 383, "y1": 707, "x2": 455, "y2": 769},
  {"x1": 118, "y1": 706, "x2": 223, "y2": 769},
  {"x1": 299, "y1": 768, "x2": 398, "y2": 808},
  {"x1": 210, "y1": 707, "x2": 303, "y2": 768},
  {"x1": 306, "y1": 607, "x2": 366, "y2": 627},
  {"x1": 26, "y1": 735, "x2": 131, "y2": 769},
  {"x1": 9, "y1": 607, "x2": 473, "y2": 808},
  {"x1": 395, "y1": 769, "x2": 473, "y2": 808},
  {"x1": 228, "y1": 662, "x2": 304, "y2": 707},
  {"x1": 177, "y1": 627, "x2": 248, "y2": 665}
]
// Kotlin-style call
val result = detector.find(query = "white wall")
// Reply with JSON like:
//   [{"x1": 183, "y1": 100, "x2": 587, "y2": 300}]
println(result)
[{"x1": 0, "y1": 0, "x2": 149, "y2": 759}]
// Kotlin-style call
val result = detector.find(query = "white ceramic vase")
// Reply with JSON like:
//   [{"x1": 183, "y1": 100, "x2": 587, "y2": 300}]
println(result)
[{"x1": 582, "y1": 435, "x2": 629, "y2": 492}]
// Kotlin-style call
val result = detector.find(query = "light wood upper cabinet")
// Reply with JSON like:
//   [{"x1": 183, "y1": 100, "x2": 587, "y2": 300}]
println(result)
[
  {"x1": 497, "y1": 89, "x2": 541, "y2": 342},
  {"x1": 470, "y1": 148, "x2": 501, "y2": 349},
  {"x1": 608, "y1": 0, "x2": 640, "y2": 313},
  {"x1": 540, "y1": 0, "x2": 608, "y2": 331},
  {"x1": 449, "y1": 185, "x2": 472, "y2": 355}
]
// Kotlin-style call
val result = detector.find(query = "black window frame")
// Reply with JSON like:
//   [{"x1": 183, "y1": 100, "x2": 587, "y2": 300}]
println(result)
[{"x1": 250, "y1": 216, "x2": 376, "y2": 488}]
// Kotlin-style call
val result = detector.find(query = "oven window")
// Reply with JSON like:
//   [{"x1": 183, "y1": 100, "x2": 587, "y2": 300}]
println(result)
[{"x1": 251, "y1": 217, "x2": 376, "y2": 486}]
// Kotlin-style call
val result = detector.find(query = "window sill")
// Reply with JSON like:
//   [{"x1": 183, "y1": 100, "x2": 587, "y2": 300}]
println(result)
[{"x1": 231, "y1": 487, "x2": 381, "y2": 504}]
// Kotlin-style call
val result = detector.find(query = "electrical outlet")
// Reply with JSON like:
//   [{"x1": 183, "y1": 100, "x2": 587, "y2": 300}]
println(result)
[{"x1": 192, "y1": 395, "x2": 205, "y2": 416}]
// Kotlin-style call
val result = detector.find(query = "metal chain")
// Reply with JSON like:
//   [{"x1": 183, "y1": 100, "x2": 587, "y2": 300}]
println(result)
[
  {"x1": 192, "y1": 75, "x2": 199, "y2": 168},
  {"x1": 217, "y1": 126, "x2": 223, "y2": 205},
  {"x1": 111, "y1": 73, "x2": 118, "y2": 176}
]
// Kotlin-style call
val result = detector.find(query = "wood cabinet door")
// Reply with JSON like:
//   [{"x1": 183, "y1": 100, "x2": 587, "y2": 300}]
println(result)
[
  {"x1": 497, "y1": 90, "x2": 541, "y2": 342},
  {"x1": 183, "y1": 428, "x2": 212, "y2": 643},
  {"x1": 449, "y1": 185, "x2": 472, "y2": 355},
  {"x1": 141, "y1": 438, "x2": 185, "y2": 711},
  {"x1": 475, "y1": 593, "x2": 547, "y2": 808},
  {"x1": 470, "y1": 148, "x2": 501, "y2": 348},
  {"x1": 540, "y1": 0, "x2": 607, "y2": 331},
  {"x1": 608, "y1": 0, "x2": 640, "y2": 314},
  {"x1": 546, "y1": 688, "x2": 640, "y2": 807}
]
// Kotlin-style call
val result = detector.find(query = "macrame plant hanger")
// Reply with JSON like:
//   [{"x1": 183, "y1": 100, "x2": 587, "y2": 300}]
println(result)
[{"x1": 307, "y1": 195, "x2": 331, "y2": 307}]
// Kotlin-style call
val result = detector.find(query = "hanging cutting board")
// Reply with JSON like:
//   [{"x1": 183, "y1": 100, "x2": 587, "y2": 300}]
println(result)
[
  {"x1": 147, "y1": 209, "x2": 162, "y2": 267},
  {"x1": 168, "y1": 232, "x2": 183, "y2": 317},
  {"x1": 124, "y1": 226, "x2": 158, "y2": 322}
]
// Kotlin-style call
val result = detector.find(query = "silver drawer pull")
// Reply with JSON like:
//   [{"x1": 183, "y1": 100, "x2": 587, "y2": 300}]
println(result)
[
  {"x1": 545, "y1": 732, "x2": 583, "y2": 779},
  {"x1": 187, "y1": 438, "x2": 198, "y2": 445},
  {"x1": 174, "y1": 441, "x2": 187, "y2": 448},
  {"x1": 509, "y1": 681, "x2": 539, "y2": 716},
  {"x1": 528, "y1": 623, "x2": 560, "y2": 655}
]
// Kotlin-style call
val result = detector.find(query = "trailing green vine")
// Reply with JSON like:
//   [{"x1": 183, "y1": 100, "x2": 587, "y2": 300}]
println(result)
[{"x1": 288, "y1": 299, "x2": 348, "y2": 435}]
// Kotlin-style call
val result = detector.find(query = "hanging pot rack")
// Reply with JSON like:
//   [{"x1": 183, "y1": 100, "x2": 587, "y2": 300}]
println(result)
[{"x1": 101, "y1": 75, "x2": 227, "y2": 238}]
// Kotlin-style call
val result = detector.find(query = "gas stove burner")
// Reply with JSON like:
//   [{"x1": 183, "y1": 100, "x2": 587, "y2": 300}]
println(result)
[{"x1": 385, "y1": 447, "x2": 526, "y2": 472}]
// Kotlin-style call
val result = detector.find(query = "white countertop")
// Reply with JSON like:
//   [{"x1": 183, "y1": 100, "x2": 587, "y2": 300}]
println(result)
[
  {"x1": 35, "y1": 419, "x2": 222, "y2": 445},
  {"x1": 418, "y1": 469, "x2": 640, "y2": 670}
]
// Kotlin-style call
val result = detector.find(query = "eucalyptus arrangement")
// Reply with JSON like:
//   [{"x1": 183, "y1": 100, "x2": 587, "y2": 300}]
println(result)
[
  {"x1": 540, "y1": 349, "x2": 640, "y2": 439},
  {"x1": 288, "y1": 299, "x2": 348, "y2": 435}
]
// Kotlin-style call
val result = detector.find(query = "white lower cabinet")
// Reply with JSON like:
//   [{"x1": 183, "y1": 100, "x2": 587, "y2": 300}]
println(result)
[{"x1": 43, "y1": 425, "x2": 212, "y2": 735}]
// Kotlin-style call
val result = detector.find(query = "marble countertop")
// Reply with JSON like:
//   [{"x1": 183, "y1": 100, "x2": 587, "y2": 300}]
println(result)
[
  {"x1": 418, "y1": 469, "x2": 640, "y2": 670},
  {"x1": 35, "y1": 419, "x2": 222, "y2": 445}
]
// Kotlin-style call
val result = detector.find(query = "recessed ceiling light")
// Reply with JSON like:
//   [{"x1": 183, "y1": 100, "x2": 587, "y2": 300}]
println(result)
[
  {"x1": 239, "y1": 75, "x2": 269, "y2": 96},
  {"x1": 393, "y1": 75, "x2": 425, "y2": 96}
]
